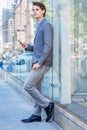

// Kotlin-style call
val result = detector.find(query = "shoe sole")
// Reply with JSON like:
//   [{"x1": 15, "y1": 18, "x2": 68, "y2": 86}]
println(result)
[{"x1": 21, "y1": 119, "x2": 41, "y2": 123}]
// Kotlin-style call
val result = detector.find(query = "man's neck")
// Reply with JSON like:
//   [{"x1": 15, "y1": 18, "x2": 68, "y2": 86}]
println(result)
[{"x1": 37, "y1": 17, "x2": 44, "y2": 23}]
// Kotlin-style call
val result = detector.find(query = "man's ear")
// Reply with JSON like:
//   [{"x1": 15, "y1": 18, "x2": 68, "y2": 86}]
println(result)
[{"x1": 42, "y1": 9, "x2": 45, "y2": 15}]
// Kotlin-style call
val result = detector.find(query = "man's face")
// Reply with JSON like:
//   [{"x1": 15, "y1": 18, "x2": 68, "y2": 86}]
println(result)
[{"x1": 32, "y1": 5, "x2": 45, "y2": 20}]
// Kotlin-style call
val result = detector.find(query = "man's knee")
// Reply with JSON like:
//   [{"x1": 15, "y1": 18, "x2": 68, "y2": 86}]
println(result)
[
  {"x1": 24, "y1": 83, "x2": 29, "y2": 91},
  {"x1": 24, "y1": 83, "x2": 32, "y2": 92}
]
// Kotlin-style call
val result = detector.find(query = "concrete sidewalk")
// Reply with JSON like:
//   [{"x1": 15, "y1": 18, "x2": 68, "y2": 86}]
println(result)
[{"x1": 0, "y1": 76, "x2": 62, "y2": 130}]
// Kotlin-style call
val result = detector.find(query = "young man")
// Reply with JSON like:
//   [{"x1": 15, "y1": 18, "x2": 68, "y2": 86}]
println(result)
[{"x1": 21, "y1": 1, "x2": 54, "y2": 122}]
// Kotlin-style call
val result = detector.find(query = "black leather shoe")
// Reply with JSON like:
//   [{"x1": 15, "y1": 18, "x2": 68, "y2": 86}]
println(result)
[
  {"x1": 45, "y1": 102, "x2": 54, "y2": 122},
  {"x1": 21, "y1": 114, "x2": 41, "y2": 123}
]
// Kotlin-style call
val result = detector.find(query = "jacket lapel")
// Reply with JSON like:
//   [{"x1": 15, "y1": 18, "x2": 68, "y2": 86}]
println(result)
[{"x1": 34, "y1": 18, "x2": 46, "y2": 41}]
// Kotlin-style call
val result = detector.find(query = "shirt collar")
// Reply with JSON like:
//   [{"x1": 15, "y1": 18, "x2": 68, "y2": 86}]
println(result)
[{"x1": 38, "y1": 17, "x2": 45, "y2": 25}]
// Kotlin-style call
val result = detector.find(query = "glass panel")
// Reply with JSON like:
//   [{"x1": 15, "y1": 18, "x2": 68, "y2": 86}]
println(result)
[
  {"x1": 0, "y1": 0, "x2": 33, "y2": 82},
  {"x1": 36, "y1": 0, "x2": 61, "y2": 101},
  {"x1": 66, "y1": 0, "x2": 87, "y2": 121},
  {"x1": 71, "y1": 0, "x2": 87, "y2": 94},
  {"x1": 36, "y1": 0, "x2": 53, "y2": 100},
  {"x1": 13, "y1": 0, "x2": 33, "y2": 81},
  {"x1": 52, "y1": 0, "x2": 61, "y2": 102}
]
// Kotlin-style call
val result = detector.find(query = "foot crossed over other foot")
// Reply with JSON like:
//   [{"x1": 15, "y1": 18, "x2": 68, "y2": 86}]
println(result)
[
  {"x1": 45, "y1": 102, "x2": 54, "y2": 122},
  {"x1": 21, "y1": 102, "x2": 54, "y2": 123}
]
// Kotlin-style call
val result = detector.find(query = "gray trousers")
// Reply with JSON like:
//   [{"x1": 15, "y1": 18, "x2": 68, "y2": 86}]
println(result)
[{"x1": 24, "y1": 65, "x2": 50, "y2": 116}]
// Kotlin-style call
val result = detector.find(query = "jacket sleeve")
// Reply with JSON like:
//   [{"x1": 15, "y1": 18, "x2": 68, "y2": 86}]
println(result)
[
  {"x1": 25, "y1": 44, "x2": 33, "y2": 51},
  {"x1": 38, "y1": 23, "x2": 53, "y2": 66}
]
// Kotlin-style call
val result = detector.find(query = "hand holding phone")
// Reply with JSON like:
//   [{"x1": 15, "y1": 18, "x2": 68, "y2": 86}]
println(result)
[{"x1": 17, "y1": 40, "x2": 28, "y2": 49}]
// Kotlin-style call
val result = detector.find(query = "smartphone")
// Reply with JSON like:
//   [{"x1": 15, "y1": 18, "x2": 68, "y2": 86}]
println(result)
[{"x1": 17, "y1": 40, "x2": 22, "y2": 44}]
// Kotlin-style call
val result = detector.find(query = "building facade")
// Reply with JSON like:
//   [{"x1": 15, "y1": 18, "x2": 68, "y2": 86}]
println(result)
[{"x1": 2, "y1": 8, "x2": 12, "y2": 43}]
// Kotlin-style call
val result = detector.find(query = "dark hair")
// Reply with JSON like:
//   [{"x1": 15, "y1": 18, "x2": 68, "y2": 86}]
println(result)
[{"x1": 32, "y1": 1, "x2": 46, "y2": 17}]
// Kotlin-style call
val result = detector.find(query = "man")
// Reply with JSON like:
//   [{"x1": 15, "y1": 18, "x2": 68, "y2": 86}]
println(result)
[{"x1": 21, "y1": 1, "x2": 54, "y2": 122}]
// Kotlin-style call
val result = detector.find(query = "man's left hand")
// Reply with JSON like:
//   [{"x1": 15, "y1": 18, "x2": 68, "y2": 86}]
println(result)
[{"x1": 32, "y1": 63, "x2": 40, "y2": 70}]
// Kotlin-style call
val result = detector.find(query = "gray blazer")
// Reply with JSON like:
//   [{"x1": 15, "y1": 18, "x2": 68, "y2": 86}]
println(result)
[{"x1": 27, "y1": 18, "x2": 53, "y2": 67}]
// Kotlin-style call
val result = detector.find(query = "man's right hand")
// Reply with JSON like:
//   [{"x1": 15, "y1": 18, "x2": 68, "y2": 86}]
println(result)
[{"x1": 21, "y1": 43, "x2": 28, "y2": 49}]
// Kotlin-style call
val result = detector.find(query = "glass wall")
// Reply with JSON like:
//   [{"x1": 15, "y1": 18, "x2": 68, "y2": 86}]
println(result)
[{"x1": 71, "y1": 0, "x2": 87, "y2": 94}]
